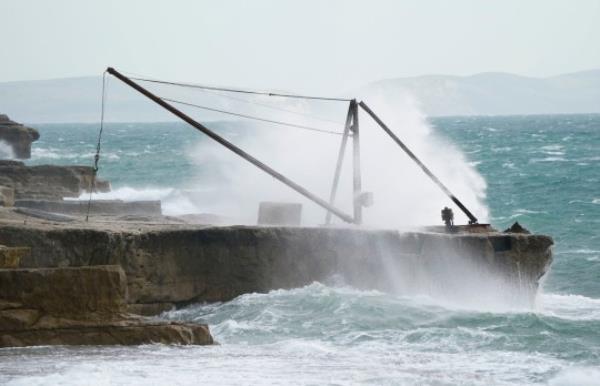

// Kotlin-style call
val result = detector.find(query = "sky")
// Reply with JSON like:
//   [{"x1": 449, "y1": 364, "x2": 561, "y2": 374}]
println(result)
[{"x1": 0, "y1": 0, "x2": 599, "y2": 93}]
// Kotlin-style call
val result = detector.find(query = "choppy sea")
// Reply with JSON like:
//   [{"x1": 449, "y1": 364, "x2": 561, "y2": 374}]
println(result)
[{"x1": 1, "y1": 113, "x2": 599, "y2": 385}]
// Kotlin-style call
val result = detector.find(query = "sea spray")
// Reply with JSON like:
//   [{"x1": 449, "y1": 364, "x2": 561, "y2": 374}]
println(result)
[
  {"x1": 65, "y1": 92, "x2": 489, "y2": 227},
  {"x1": 178, "y1": 93, "x2": 488, "y2": 226},
  {"x1": 376, "y1": 238, "x2": 536, "y2": 311}
]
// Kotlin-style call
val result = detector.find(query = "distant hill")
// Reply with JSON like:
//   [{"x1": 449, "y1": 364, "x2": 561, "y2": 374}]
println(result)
[
  {"x1": 356, "y1": 69, "x2": 600, "y2": 116},
  {"x1": 0, "y1": 76, "x2": 175, "y2": 123},
  {"x1": 1, "y1": 70, "x2": 599, "y2": 123}
]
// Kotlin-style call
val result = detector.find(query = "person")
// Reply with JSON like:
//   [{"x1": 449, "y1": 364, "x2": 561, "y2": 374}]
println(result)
[{"x1": 441, "y1": 206, "x2": 454, "y2": 228}]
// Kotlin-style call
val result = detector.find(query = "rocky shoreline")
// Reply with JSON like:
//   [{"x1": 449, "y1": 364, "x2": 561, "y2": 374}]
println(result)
[
  {"x1": 0, "y1": 116, "x2": 553, "y2": 348},
  {"x1": 1, "y1": 116, "x2": 216, "y2": 347},
  {"x1": 0, "y1": 204, "x2": 553, "y2": 348}
]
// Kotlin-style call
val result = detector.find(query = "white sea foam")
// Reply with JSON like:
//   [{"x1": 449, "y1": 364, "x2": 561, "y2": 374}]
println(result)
[
  {"x1": 30, "y1": 147, "x2": 120, "y2": 161},
  {"x1": 537, "y1": 293, "x2": 600, "y2": 321},
  {"x1": 0, "y1": 343, "x2": 564, "y2": 386},
  {"x1": 506, "y1": 208, "x2": 547, "y2": 220},
  {"x1": 560, "y1": 248, "x2": 600, "y2": 255},
  {"x1": 74, "y1": 186, "x2": 175, "y2": 202},
  {"x1": 540, "y1": 144, "x2": 564, "y2": 151},
  {"x1": 71, "y1": 186, "x2": 216, "y2": 216},
  {"x1": 549, "y1": 367, "x2": 600, "y2": 386},
  {"x1": 529, "y1": 156, "x2": 567, "y2": 163},
  {"x1": 4, "y1": 285, "x2": 596, "y2": 386},
  {"x1": 515, "y1": 208, "x2": 547, "y2": 214},
  {"x1": 31, "y1": 147, "x2": 84, "y2": 160}
]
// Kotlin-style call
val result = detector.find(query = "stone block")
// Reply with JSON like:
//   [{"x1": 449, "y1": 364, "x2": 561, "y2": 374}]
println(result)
[
  {"x1": 257, "y1": 201, "x2": 302, "y2": 226},
  {"x1": 0, "y1": 265, "x2": 128, "y2": 317},
  {"x1": 0, "y1": 265, "x2": 214, "y2": 347}
]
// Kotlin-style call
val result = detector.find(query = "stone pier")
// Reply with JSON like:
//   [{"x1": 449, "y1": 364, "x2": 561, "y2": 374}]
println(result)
[{"x1": 0, "y1": 209, "x2": 553, "y2": 313}]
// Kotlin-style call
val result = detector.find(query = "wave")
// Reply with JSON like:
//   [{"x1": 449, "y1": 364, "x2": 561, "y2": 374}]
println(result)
[
  {"x1": 30, "y1": 147, "x2": 121, "y2": 161},
  {"x1": 493, "y1": 208, "x2": 548, "y2": 221},
  {"x1": 2, "y1": 284, "x2": 598, "y2": 385},
  {"x1": 165, "y1": 282, "x2": 600, "y2": 345},
  {"x1": 529, "y1": 156, "x2": 567, "y2": 163},
  {"x1": 71, "y1": 186, "x2": 175, "y2": 202},
  {"x1": 515, "y1": 208, "x2": 548, "y2": 214},
  {"x1": 70, "y1": 186, "x2": 215, "y2": 216},
  {"x1": 538, "y1": 293, "x2": 600, "y2": 321},
  {"x1": 559, "y1": 248, "x2": 600, "y2": 255},
  {"x1": 491, "y1": 146, "x2": 512, "y2": 153},
  {"x1": 540, "y1": 144, "x2": 564, "y2": 151},
  {"x1": 31, "y1": 147, "x2": 91, "y2": 160}
]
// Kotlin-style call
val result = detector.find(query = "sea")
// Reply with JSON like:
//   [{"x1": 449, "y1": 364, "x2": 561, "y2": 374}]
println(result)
[{"x1": 0, "y1": 113, "x2": 599, "y2": 385}]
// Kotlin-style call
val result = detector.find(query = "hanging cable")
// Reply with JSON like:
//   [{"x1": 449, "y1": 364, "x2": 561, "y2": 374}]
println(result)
[
  {"x1": 161, "y1": 97, "x2": 346, "y2": 136},
  {"x1": 130, "y1": 76, "x2": 352, "y2": 102},
  {"x1": 85, "y1": 71, "x2": 108, "y2": 221},
  {"x1": 123, "y1": 70, "x2": 346, "y2": 124},
  {"x1": 193, "y1": 88, "x2": 345, "y2": 125}
]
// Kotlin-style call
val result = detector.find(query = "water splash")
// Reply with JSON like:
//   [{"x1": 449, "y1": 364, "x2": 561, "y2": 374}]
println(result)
[
  {"x1": 180, "y1": 94, "x2": 489, "y2": 226},
  {"x1": 0, "y1": 140, "x2": 14, "y2": 159}
]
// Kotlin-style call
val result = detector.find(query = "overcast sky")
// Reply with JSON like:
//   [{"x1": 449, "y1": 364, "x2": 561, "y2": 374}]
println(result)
[{"x1": 1, "y1": 0, "x2": 599, "y2": 93}]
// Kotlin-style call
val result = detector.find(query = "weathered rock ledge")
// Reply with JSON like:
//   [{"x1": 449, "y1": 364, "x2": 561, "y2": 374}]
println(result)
[
  {"x1": 0, "y1": 265, "x2": 213, "y2": 347},
  {"x1": 0, "y1": 160, "x2": 110, "y2": 202}
]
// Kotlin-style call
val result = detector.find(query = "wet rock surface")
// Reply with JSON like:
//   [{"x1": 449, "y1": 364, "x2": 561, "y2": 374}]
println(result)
[
  {"x1": 0, "y1": 265, "x2": 214, "y2": 347},
  {"x1": 0, "y1": 114, "x2": 39, "y2": 159}
]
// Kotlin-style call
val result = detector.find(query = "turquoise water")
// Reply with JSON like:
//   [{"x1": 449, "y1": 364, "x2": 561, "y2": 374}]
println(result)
[
  {"x1": 435, "y1": 115, "x2": 599, "y2": 299},
  {"x1": 2, "y1": 114, "x2": 599, "y2": 385}
]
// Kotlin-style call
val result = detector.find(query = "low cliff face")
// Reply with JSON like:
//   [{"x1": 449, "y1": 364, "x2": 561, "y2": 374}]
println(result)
[
  {"x1": 0, "y1": 160, "x2": 110, "y2": 202},
  {"x1": 0, "y1": 114, "x2": 39, "y2": 159},
  {"x1": 0, "y1": 224, "x2": 553, "y2": 308},
  {"x1": 0, "y1": 265, "x2": 214, "y2": 347}
]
